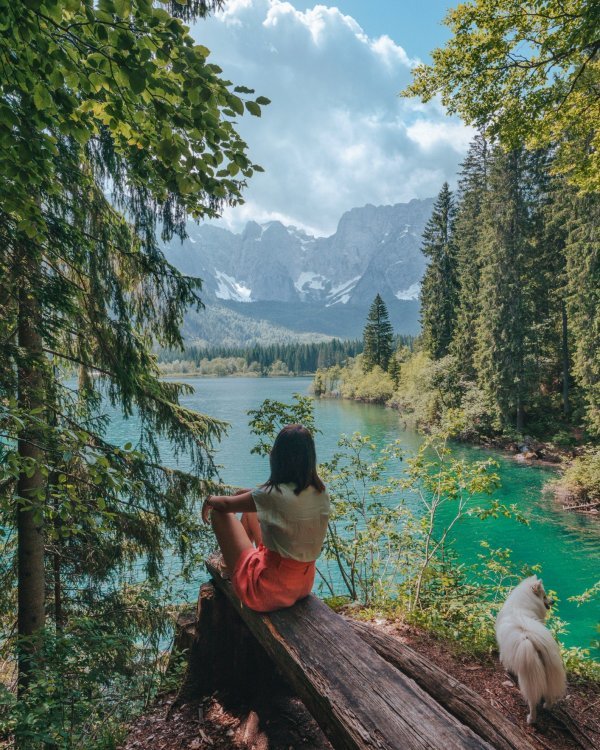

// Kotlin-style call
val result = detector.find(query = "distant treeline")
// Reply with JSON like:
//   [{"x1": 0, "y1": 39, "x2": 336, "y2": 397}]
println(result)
[{"x1": 159, "y1": 336, "x2": 415, "y2": 375}]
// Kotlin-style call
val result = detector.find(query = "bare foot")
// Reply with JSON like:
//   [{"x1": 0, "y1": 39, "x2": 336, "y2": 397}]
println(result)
[{"x1": 207, "y1": 551, "x2": 230, "y2": 579}]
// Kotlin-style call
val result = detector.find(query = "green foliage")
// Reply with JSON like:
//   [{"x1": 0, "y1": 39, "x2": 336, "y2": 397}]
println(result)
[
  {"x1": 0, "y1": 0, "x2": 266, "y2": 743},
  {"x1": 158, "y1": 338, "x2": 364, "y2": 376},
  {"x1": 319, "y1": 434, "x2": 410, "y2": 606},
  {"x1": 405, "y1": 545, "x2": 529, "y2": 653},
  {"x1": 362, "y1": 294, "x2": 394, "y2": 372},
  {"x1": 318, "y1": 427, "x2": 511, "y2": 613},
  {"x1": 403, "y1": 0, "x2": 600, "y2": 191},
  {"x1": 564, "y1": 192, "x2": 600, "y2": 436},
  {"x1": 247, "y1": 394, "x2": 319, "y2": 457},
  {"x1": 319, "y1": 423, "x2": 532, "y2": 650},
  {"x1": 0, "y1": 1, "x2": 264, "y2": 236},
  {"x1": 450, "y1": 134, "x2": 489, "y2": 378},
  {"x1": 474, "y1": 148, "x2": 535, "y2": 431},
  {"x1": 0, "y1": 580, "x2": 184, "y2": 749},
  {"x1": 553, "y1": 448, "x2": 600, "y2": 505},
  {"x1": 328, "y1": 357, "x2": 395, "y2": 404},
  {"x1": 420, "y1": 182, "x2": 459, "y2": 359}
]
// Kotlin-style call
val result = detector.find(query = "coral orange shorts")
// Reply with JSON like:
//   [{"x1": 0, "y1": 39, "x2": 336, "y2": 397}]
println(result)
[{"x1": 231, "y1": 544, "x2": 315, "y2": 613}]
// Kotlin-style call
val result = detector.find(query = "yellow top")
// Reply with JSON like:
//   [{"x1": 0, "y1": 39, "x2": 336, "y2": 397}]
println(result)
[{"x1": 252, "y1": 482, "x2": 330, "y2": 562}]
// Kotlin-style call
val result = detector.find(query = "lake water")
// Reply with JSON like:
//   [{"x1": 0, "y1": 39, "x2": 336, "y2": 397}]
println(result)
[{"x1": 106, "y1": 376, "x2": 599, "y2": 655}]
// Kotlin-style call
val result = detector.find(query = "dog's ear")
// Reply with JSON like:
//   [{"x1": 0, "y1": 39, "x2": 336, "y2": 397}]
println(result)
[{"x1": 531, "y1": 579, "x2": 544, "y2": 596}]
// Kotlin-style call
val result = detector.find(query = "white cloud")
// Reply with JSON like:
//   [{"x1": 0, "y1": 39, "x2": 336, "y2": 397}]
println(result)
[
  {"x1": 193, "y1": 1, "x2": 472, "y2": 236},
  {"x1": 406, "y1": 119, "x2": 475, "y2": 153}
]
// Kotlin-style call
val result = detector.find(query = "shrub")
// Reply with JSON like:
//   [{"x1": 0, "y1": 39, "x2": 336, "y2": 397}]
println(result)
[{"x1": 553, "y1": 448, "x2": 600, "y2": 505}]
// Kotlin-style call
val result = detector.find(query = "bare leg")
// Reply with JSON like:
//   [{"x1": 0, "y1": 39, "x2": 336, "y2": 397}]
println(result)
[
  {"x1": 211, "y1": 511, "x2": 253, "y2": 576},
  {"x1": 241, "y1": 512, "x2": 263, "y2": 546}
]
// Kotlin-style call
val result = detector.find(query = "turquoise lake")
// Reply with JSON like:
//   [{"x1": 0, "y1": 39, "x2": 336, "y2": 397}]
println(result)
[{"x1": 105, "y1": 376, "x2": 599, "y2": 655}]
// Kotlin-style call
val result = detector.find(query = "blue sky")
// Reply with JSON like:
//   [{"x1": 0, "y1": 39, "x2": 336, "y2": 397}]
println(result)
[
  {"x1": 292, "y1": 1, "x2": 453, "y2": 59},
  {"x1": 192, "y1": 1, "x2": 470, "y2": 235}
]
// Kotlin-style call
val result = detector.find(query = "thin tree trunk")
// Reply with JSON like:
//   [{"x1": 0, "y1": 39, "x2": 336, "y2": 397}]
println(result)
[
  {"x1": 516, "y1": 378, "x2": 524, "y2": 432},
  {"x1": 52, "y1": 477, "x2": 63, "y2": 632},
  {"x1": 53, "y1": 548, "x2": 62, "y2": 631},
  {"x1": 16, "y1": 249, "x2": 46, "y2": 693},
  {"x1": 561, "y1": 301, "x2": 570, "y2": 417}
]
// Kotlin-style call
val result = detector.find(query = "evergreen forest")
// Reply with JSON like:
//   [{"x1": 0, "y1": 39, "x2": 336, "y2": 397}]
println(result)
[
  {"x1": 158, "y1": 339, "x2": 365, "y2": 375},
  {"x1": 318, "y1": 141, "x2": 599, "y2": 503}
]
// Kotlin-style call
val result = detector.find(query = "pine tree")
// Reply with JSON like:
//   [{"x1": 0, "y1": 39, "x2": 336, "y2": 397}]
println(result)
[
  {"x1": 420, "y1": 183, "x2": 459, "y2": 359},
  {"x1": 564, "y1": 191, "x2": 600, "y2": 435},
  {"x1": 388, "y1": 354, "x2": 401, "y2": 388},
  {"x1": 362, "y1": 294, "x2": 394, "y2": 371},
  {"x1": 475, "y1": 148, "x2": 535, "y2": 432},
  {"x1": 529, "y1": 154, "x2": 572, "y2": 419},
  {"x1": 450, "y1": 135, "x2": 489, "y2": 378}
]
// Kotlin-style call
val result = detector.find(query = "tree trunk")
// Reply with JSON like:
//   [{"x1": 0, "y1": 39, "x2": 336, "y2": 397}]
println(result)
[
  {"x1": 50, "y1": 464, "x2": 63, "y2": 631},
  {"x1": 206, "y1": 564, "x2": 493, "y2": 750},
  {"x1": 516, "y1": 392, "x2": 524, "y2": 433},
  {"x1": 561, "y1": 302, "x2": 570, "y2": 417},
  {"x1": 176, "y1": 583, "x2": 283, "y2": 705},
  {"x1": 16, "y1": 250, "x2": 46, "y2": 693},
  {"x1": 349, "y1": 621, "x2": 536, "y2": 750}
]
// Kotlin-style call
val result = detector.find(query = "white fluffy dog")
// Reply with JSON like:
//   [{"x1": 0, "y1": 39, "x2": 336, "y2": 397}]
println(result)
[{"x1": 495, "y1": 575, "x2": 567, "y2": 724}]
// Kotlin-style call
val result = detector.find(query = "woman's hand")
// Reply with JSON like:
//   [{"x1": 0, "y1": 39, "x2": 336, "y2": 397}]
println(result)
[{"x1": 202, "y1": 492, "x2": 257, "y2": 524}]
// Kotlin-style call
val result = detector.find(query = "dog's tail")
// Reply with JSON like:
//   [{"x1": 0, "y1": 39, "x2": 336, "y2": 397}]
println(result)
[
  {"x1": 515, "y1": 636, "x2": 547, "y2": 710},
  {"x1": 516, "y1": 625, "x2": 566, "y2": 708}
]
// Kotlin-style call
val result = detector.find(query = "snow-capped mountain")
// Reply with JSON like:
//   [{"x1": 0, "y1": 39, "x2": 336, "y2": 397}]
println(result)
[{"x1": 163, "y1": 198, "x2": 433, "y2": 344}]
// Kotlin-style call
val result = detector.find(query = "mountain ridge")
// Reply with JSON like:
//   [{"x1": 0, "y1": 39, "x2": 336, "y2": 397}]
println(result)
[{"x1": 163, "y1": 198, "x2": 433, "y2": 345}]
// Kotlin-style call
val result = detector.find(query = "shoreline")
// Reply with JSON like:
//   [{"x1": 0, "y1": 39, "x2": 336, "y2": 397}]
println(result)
[
  {"x1": 317, "y1": 391, "x2": 599, "y2": 515},
  {"x1": 157, "y1": 373, "x2": 599, "y2": 516},
  {"x1": 158, "y1": 371, "x2": 316, "y2": 379}
]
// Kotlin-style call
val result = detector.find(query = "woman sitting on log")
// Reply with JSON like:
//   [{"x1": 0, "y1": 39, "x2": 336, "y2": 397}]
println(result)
[{"x1": 202, "y1": 424, "x2": 330, "y2": 612}]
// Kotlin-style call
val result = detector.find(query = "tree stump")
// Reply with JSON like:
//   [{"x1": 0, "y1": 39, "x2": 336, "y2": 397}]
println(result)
[{"x1": 176, "y1": 582, "x2": 286, "y2": 704}]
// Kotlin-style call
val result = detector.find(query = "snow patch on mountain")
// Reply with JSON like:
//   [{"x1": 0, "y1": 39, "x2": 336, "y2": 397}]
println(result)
[
  {"x1": 295, "y1": 271, "x2": 328, "y2": 297},
  {"x1": 326, "y1": 276, "x2": 361, "y2": 306},
  {"x1": 215, "y1": 271, "x2": 252, "y2": 302}
]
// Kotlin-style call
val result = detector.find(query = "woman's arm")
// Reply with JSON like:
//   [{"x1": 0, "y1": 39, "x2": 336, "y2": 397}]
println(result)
[{"x1": 201, "y1": 491, "x2": 256, "y2": 524}]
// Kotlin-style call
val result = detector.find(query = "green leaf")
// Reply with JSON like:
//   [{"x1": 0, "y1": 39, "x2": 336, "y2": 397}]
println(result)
[
  {"x1": 113, "y1": 0, "x2": 131, "y2": 17},
  {"x1": 228, "y1": 96, "x2": 244, "y2": 116},
  {"x1": 127, "y1": 68, "x2": 147, "y2": 95},
  {"x1": 33, "y1": 84, "x2": 52, "y2": 111},
  {"x1": 193, "y1": 44, "x2": 210, "y2": 59},
  {"x1": 245, "y1": 101, "x2": 261, "y2": 117},
  {"x1": 176, "y1": 174, "x2": 197, "y2": 194}
]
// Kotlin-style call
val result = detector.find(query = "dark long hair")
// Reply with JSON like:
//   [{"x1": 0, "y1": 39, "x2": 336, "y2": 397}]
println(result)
[{"x1": 264, "y1": 424, "x2": 326, "y2": 495}]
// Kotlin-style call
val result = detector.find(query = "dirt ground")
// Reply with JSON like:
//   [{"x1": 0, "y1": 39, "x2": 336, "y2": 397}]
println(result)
[
  {"x1": 120, "y1": 617, "x2": 600, "y2": 750},
  {"x1": 120, "y1": 690, "x2": 332, "y2": 750}
]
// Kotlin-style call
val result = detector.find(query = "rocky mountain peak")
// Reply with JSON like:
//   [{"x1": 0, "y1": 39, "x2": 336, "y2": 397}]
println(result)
[{"x1": 162, "y1": 197, "x2": 434, "y2": 342}]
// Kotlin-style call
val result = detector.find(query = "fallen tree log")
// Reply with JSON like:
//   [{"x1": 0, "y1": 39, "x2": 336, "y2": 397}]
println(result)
[
  {"x1": 206, "y1": 561, "x2": 493, "y2": 750},
  {"x1": 349, "y1": 620, "x2": 536, "y2": 750}
]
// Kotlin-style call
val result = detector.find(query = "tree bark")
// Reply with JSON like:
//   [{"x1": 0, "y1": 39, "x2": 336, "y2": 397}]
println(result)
[
  {"x1": 175, "y1": 583, "x2": 283, "y2": 705},
  {"x1": 349, "y1": 621, "x2": 536, "y2": 750},
  {"x1": 16, "y1": 249, "x2": 46, "y2": 693},
  {"x1": 206, "y1": 563, "x2": 493, "y2": 750}
]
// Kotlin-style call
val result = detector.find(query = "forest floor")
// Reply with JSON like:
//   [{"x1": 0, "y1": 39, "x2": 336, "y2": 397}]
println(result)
[{"x1": 119, "y1": 615, "x2": 600, "y2": 750}]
